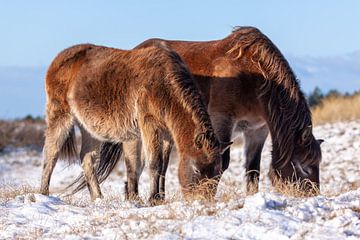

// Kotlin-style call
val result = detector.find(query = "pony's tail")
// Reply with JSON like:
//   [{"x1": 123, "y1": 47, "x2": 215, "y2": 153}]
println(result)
[
  {"x1": 65, "y1": 142, "x2": 123, "y2": 195},
  {"x1": 58, "y1": 126, "x2": 78, "y2": 164}
]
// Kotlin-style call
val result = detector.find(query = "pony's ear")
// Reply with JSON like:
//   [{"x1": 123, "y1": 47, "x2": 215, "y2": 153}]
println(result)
[
  {"x1": 194, "y1": 133, "x2": 205, "y2": 150},
  {"x1": 317, "y1": 139, "x2": 324, "y2": 145},
  {"x1": 219, "y1": 141, "x2": 233, "y2": 154},
  {"x1": 300, "y1": 125, "x2": 312, "y2": 145}
]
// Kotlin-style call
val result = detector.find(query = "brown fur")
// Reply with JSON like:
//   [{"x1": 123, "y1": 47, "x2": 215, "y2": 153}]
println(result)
[
  {"x1": 40, "y1": 43, "x2": 229, "y2": 200},
  {"x1": 72, "y1": 26, "x2": 323, "y2": 199}
]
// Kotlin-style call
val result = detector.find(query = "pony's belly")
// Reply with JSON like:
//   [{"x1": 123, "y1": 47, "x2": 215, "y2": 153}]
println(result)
[
  {"x1": 72, "y1": 107, "x2": 140, "y2": 142},
  {"x1": 79, "y1": 118, "x2": 140, "y2": 143}
]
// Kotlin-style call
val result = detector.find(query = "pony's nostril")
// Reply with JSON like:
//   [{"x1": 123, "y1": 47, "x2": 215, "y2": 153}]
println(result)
[
  {"x1": 192, "y1": 165, "x2": 201, "y2": 175},
  {"x1": 214, "y1": 163, "x2": 222, "y2": 175}
]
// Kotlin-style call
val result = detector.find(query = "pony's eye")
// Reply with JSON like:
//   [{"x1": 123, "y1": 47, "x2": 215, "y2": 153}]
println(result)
[{"x1": 303, "y1": 167, "x2": 312, "y2": 176}]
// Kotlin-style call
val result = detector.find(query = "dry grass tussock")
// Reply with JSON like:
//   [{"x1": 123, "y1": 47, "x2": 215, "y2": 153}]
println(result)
[
  {"x1": 181, "y1": 178, "x2": 221, "y2": 202},
  {"x1": 351, "y1": 207, "x2": 360, "y2": 213},
  {"x1": 0, "y1": 183, "x2": 37, "y2": 203},
  {"x1": 312, "y1": 93, "x2": 360, "y2": 125},
  {"x1": 269, "y1": 175, "x2": 320, "y2": 198},
  {"x1": 0, "y1": 118, "x2": 45, "y2": 151}
]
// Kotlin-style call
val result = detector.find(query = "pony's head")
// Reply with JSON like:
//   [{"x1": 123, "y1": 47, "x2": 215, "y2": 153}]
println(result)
[
  {"x1": 179, "y1": 130, "x2": 232, "y2": 199},
  {"x1": 270, "y1": 125, "x2": 323, "y2": 195}
]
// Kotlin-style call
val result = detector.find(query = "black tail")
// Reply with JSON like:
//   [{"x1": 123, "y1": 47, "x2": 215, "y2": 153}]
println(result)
[
  {"x1": 58, "y1": 126, "x2": 78, "y2": 164},
  {"x1": 65, "y1": 141, "x2": 123, "y2": 194}
]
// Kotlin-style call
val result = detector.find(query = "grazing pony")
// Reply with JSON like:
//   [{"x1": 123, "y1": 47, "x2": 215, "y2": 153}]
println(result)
[
  {"x1": 40, "y1": 43, "x2": 231, "y2": 201},
  {"x1": 71, "y1": 26, "x2": 323, "y2": 199}
]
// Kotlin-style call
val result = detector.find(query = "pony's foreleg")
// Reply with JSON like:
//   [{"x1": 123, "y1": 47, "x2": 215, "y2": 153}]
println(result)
[
  {"x1": 158, "y1": 140, "x2": 173, "y2": 200},
  {"x1": 40, "y1": 114, "x2": 74, "y2": 195},
  {"x1": 244, "y1": 125, "x2": 269, "y2": 194},
  {"x1": 123, "y1": 140, "x2": 144, "y2": 201},
  {"x1": 210, "y1": 113, "x2": 234, "y2": 172},
  {"x1": 82, "y1": 151, "x2": 102, "y2": 200},
  {"x1": 139, "y1": 117, "x2": 163, "y2": 204}
]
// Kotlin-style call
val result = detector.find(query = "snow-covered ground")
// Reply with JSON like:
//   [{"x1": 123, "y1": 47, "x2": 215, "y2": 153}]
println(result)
[{"x1": 0, "y1": 121, "x2": 359, "y2": 239}]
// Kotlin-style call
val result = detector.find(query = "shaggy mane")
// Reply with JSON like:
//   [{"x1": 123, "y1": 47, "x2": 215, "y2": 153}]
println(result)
[{"x1": 226, "y1": 26, "x2": 319, "y2": 168}]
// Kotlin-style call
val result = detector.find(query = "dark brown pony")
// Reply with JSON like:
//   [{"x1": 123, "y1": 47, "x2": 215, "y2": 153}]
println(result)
[
  {"x1": 40, "y1": 43, "x2": 231, "y2": 201},
  {"x1": 71, "y1": 26, "x2": 323, "y2": 199}
]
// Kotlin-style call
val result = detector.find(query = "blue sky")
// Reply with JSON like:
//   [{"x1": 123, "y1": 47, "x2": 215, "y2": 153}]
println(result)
[{"x1": 0, "y1": 1, "x2": 360, "y2": 117}]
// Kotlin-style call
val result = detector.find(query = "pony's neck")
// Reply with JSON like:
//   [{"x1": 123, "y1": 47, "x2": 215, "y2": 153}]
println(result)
[{"x1": 226, "y1": 27, "x2": 313, "y2": 168}]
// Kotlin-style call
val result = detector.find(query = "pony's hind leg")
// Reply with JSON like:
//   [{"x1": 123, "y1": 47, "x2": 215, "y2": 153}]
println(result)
[
  {"x1": 123, "y1": 140, "x2": 144, "y2": 201},
  {"x1": 78, "y1": 125, "x2": 103, "y2": 199},
  {"x1": 82, "y1": 151, "x2": 102, "y2": 200},
  {"x1": 244, "y1": 125, "x2": 269, "y2": 194},
  {"x1": 40, "y1": 112, "x2": 75, "y2": 195},
  {"x1": 158, "y1": 140, "x2": 173, "y2": 200}
]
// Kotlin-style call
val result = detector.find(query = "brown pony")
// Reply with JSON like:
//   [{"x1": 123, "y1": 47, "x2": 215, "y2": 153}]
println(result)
[
  {"x1": 70, "y1": 26, "x2": 323, "y2": 199},
  {"x1": 40, "y1": 43, "x2": 231, "y2": 201}
]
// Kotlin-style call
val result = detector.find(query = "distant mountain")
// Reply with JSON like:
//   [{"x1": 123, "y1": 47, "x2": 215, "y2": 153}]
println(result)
[
  {"x1": 288, "y1": 51, "x2": 360, "y2": 94},
  {"x1": 0, "y1": 51, "x2": 359, "y2": 118}
]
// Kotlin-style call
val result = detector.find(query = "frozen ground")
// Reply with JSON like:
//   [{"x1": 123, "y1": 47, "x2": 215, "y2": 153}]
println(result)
[{"x1": 0, "y1": 121, "x2": 359, "y2": 239}]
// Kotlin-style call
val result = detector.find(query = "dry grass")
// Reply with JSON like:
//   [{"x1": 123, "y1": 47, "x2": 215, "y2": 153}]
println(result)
[
  {"x1": 269, "y1": 175, "x2": 320, "y2": 198},
  {"x1": 0, "y1": 118, "x2": 45, "y2": 151},
  {"x1": 351, "y1": 207, "x2": 360, "y2": 213},
  {"x1": 0, "y1": 184, "x2": 37, "y2": 203},
  {"x1": 181, "y1": 178, "x2": 221, "y2": 202},
  {"x1": 312, "y1": 93, "x2": 360, "y2": 125}
]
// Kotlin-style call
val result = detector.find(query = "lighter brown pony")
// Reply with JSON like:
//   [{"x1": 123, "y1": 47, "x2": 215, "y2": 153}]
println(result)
[{"x1": 40, "y1": 43, "x2": 231, "y2": 201}]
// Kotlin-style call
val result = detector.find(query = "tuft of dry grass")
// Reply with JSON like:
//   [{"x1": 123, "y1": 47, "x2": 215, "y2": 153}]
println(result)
[
  {"x1": 351, "y1": 207, "x2": 360, "y2": 213},
  {"x1": 181, "y1": 178, "x2": 221, "y2": 203},
  {"x1": 0, "y1": 184, "x2": 37, "y2": 203},
  {"x1": 269, "y1": 175, "x2": 320, "y2": 198},
  {"x1": 312, "y1": 93, "x2": 360, "y2": 125}
]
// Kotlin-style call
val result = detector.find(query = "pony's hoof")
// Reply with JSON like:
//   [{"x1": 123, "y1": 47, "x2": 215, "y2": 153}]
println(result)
[
  {"x1": 148, "y1": 194, "x2": 165, "y2": 206},
  {"x1": 90, "y1": 194, "x2": 103, "y2": 201},
  {"x1": 39, "y1": 189, "x2": 49, "y2": 196},
  {"x1": 126, "y1": 193, "x2": 143, "y2": 205}
]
